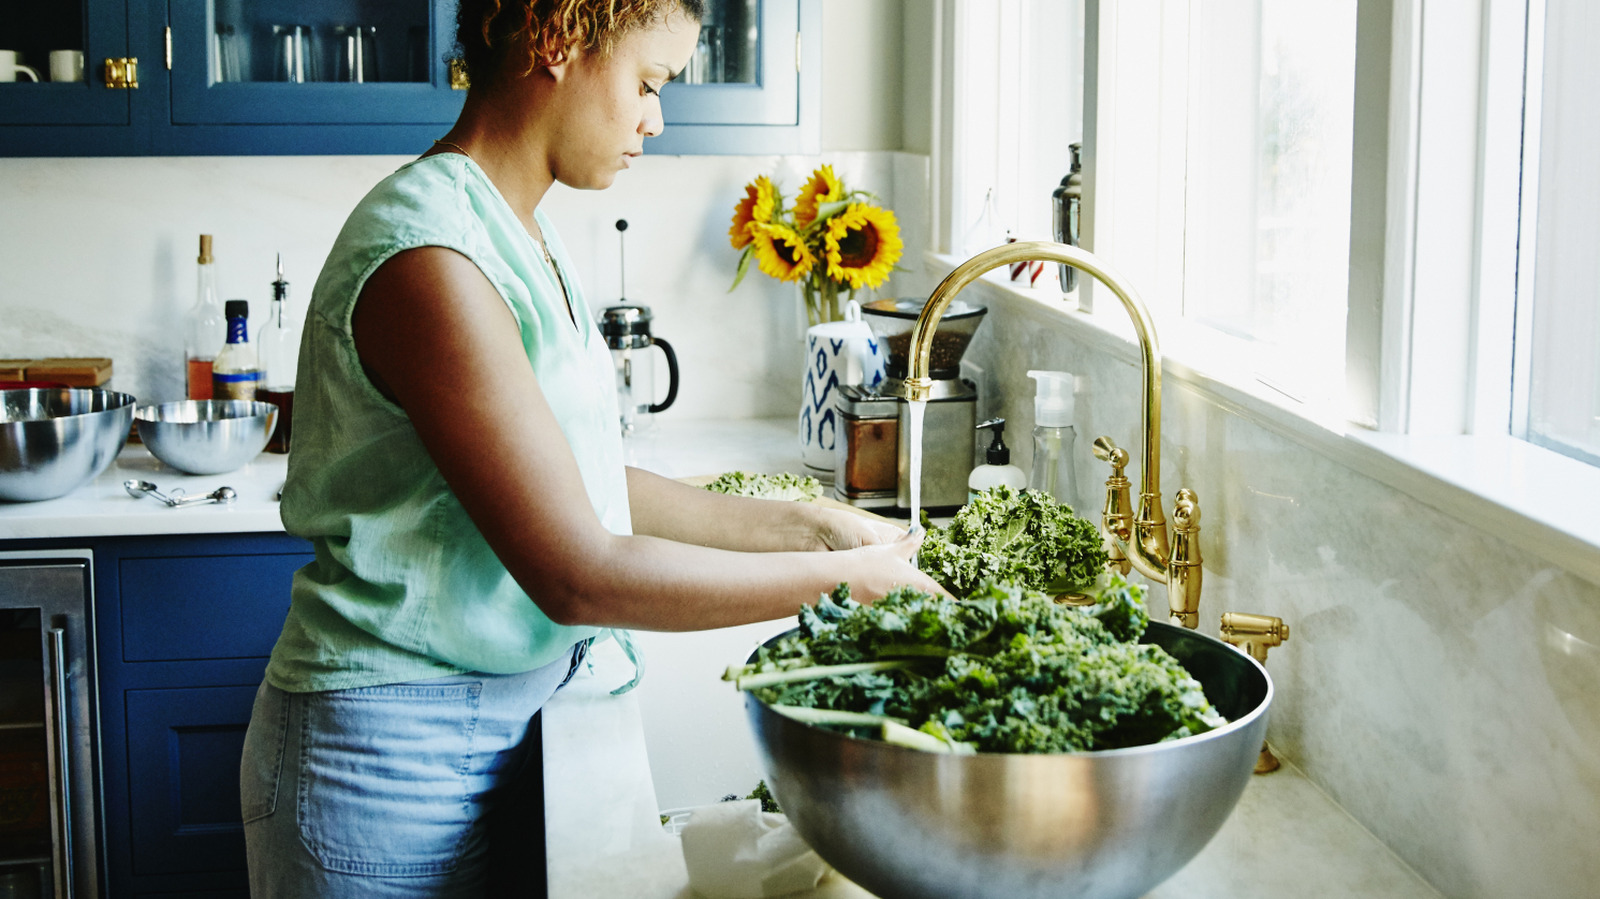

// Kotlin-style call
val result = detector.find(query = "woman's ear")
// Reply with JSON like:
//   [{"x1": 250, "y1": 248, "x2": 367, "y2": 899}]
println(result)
[{"x1": 539, "y1": 46, "x2": 573, "y2": 81}]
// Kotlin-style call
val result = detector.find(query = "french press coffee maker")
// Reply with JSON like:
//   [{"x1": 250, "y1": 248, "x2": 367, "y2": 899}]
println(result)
[
  {"x1": 599, "y1": 219, "x2": 679, "y2": 437},
  {"x1": 599, "y1": 305, "x2": 678, "y2": 437}
]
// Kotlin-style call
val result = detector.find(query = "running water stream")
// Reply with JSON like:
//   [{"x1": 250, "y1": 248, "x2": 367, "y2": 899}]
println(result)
[{"x1": 906, "y1": 398, "x2": 927, "y2": 540}]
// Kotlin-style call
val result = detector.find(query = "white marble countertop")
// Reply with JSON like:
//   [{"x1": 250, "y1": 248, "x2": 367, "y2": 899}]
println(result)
[{"x1": 0, "y1": 443, "x2": 290, "y2": 539}]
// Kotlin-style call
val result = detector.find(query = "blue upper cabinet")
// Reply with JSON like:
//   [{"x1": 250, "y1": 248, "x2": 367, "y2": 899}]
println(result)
[
  {"x1": 159, "y1": 0, "x2": 466, "y2": 154},
  {"x1": 651, "y1": 0, "x2": 819, "y2": 156},
  {"x1": 0, "y1": 0, "x2": 818, "y2": 157},
  {"x1": 0, "y1": 0, "x2": 143, "y2": 153}
]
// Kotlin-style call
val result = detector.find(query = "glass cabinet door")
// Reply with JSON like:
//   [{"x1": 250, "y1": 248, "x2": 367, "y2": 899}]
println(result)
[
  {"x1": 168, "y1": 0, "x2": 463, "y2": 127},
  {"x1": 0, "y1": 0, "x2": 133, "y2": 127},
  {"x1": 663, "y1": 0, "x2": 798, "y2": 126}
]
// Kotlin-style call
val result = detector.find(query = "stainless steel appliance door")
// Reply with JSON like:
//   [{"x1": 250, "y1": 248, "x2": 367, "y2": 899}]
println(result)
[{"x1": 0, "y1": 551, "x2": 100, "y2": 899}]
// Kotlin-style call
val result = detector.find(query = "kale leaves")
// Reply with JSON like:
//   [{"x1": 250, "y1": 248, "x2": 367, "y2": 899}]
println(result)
[
  {"x1": 738, "y1": 579, "x2": 1225, "y2": 754},
  {"x1": 918, "y1": 486, "x2": 1110, "y2": 597}
]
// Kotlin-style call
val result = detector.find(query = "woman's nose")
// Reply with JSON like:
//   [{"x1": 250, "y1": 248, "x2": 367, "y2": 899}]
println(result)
[{"x1": 641, "y1": 98, "x2": 664, "y2": 138}]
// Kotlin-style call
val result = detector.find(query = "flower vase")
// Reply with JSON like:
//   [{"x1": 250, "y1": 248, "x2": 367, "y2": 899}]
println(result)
[{"x1": 798, "y1": 295, "x2": 886, "y2": 478}]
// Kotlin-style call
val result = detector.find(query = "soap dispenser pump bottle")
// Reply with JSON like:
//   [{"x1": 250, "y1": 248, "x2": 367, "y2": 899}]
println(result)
[
  {"x1": 1027, "y1": 370, "x2": 1079, "y2": 505},
  {"x1": 970, "y1": 418, "x2": 1028, "y2": 500}
]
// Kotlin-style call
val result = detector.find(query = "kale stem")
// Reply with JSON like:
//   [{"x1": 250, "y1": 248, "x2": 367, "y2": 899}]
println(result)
[
  {"x1": 730, "y1": 659, "x2": 922, "y2": 691},
  {"x1": 881, "y1": 721, "x2": 976, "y2": 754},
  {"x1": 768, "y1": 705, "x2": 908, "y2": 727}
]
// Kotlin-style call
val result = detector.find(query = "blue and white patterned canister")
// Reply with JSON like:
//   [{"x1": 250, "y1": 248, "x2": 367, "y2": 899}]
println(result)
[{"x1": 799, "y1": 311, "x2": 886, "y2": 474}]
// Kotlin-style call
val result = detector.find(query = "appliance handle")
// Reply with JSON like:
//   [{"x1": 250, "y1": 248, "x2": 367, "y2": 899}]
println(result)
[
  {"x1": 48, "y1": 626, "x2": 76, "y2": 899},
  {"x1": 648, "y1": 338, "x2": 679, "y2": 413}
]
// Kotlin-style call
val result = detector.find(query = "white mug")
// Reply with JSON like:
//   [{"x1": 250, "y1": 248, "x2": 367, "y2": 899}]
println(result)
[
  {"x1": 49, "y1": 50, "x2": 84, "y2": 83},
  {"x1": 799, "y1": 301, "x2": 887, "y2": 473},
  {"x1": 0, "y1": 50, "x2": 40, "y2": 83}
]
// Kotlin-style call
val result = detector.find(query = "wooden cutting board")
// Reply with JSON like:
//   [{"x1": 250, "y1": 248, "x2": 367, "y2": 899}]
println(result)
[{"x1": 677, "y1": 474, "x2": 903, "y2": 526}]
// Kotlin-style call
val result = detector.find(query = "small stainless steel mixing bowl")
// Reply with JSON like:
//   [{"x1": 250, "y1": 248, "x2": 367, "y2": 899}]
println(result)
[
  {"x1": 135, "y1": 400, "x2": 277, "y2": 476},
  {"x1": 0, "y1": 387, "x2": 137, "y2": 502},
  {"x1": 744, "y1": 621, "x2": 1272, "y2": 899}
]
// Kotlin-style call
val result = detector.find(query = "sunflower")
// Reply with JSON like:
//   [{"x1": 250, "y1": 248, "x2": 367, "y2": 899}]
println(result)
[
  {"x1": 822, "y1": 203, "x2": 902, "y2": 290},
  {"x1": 749, "y1": 223, "x2": 816, "y2": 283},
  {"x1": 793, "y1": 165, "x2": 844, "y2": 230},
  {"x1": 728, "y1": 175, "x2": 780, "y2": 250}
]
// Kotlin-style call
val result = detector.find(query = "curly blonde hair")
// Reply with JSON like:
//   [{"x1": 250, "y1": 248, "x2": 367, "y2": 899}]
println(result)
[{"x1": 455, "y1": 0, "x2": 705, "y2": 86}]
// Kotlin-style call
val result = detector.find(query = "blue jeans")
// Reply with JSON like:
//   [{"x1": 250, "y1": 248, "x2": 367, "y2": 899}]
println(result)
[{"x1": 240, "y1": 643, "x2": 586, "y2": 898}]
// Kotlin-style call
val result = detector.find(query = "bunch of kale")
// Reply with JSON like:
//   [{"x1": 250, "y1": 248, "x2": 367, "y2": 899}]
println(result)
[
  {"x1": 703, "y1": 470, "x2": 823, "y2": 502},
  {"x1": 917, "y1": 486, "x2": 1109, "y2": 597},
  {"x1": 738, "y1": 579, "x2": 1224, "y2": 754}
]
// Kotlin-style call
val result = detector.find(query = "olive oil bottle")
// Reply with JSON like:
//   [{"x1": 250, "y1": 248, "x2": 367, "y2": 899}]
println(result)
[{"x1": 184, "y1": 235, "x2": 225, "y2": 399}]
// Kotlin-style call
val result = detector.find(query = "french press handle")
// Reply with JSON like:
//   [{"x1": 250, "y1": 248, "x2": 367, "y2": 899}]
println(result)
[{"x1": 648, "y1": 338, "x2": 679, "y2": 413}]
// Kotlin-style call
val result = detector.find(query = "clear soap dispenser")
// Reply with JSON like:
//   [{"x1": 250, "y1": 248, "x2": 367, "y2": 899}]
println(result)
[
  {"x1": 1027, "y1": 370, "x2": 1079, "y2": 505},
  {"x1": 970, "y1": 418, "x2": 1027, "y2": 500}
]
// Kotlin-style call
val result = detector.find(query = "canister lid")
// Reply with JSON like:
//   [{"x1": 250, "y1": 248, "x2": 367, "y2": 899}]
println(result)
[{"x1": 861, "y1": 297, "x2": 986, "y2": 321}]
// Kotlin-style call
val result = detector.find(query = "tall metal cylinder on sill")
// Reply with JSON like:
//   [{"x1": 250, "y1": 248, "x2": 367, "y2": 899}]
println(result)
[{"x1": 1051, "y1": 142, "x2": 1084, "y2": 296}]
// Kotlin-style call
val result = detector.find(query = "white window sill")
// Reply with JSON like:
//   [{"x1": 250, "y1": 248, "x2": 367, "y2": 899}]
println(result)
[{"x1": 928, "y1": 251, "x2": 1600, "y2": 588}]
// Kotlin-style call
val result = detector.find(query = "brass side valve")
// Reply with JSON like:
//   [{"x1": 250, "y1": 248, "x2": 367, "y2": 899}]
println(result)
[
  {"x1": 1092, "y1": 435, "x2": 1133, "y2": 576},
  {"x1": 1167, "y1": 490, "x2": 1202, "y2": 628},
  {"x1": 1221, "y1": 612, "x2": 1290, "y2": 774}
]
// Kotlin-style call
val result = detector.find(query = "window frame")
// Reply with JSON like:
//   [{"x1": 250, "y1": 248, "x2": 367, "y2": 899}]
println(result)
[{"x1": 924, "y1": 0, "x2": 1600, "y2": 582}]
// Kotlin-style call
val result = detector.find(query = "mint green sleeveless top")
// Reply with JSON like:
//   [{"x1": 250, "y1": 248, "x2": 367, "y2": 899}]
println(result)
[{"x1": 266, "y1": 154, "x2": 629, "y2": 693}]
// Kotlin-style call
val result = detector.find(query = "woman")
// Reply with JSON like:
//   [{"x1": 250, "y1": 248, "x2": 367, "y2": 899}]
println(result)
[{"x1": 240, "y1": 1, "x2": 941, "y2": 896}]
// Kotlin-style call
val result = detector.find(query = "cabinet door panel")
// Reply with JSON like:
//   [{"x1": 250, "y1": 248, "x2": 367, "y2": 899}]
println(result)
[
  {"x1": 0, "y1": 0, "x2": 133, "y2": 127},
  {"x1": 166, "y1": 0, "x2": 463, "y2": 126},
  {"x1": 661, "y1": 0, "x2": 799, "y2": 126},
  {"x1": 118, "y1": 552, "x2": 308, "y2": 662},
  {"x1": 125, "y1": 684, "x2": 257, "y2": 877}
]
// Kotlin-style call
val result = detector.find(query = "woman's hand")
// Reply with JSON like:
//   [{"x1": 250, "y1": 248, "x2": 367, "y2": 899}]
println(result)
[
  {"x1": 811, "y1": 506, "x2": 913, "y2": 552},
  {"x1": 835, "y1": 526, "x2": 950, "y2": 602}
]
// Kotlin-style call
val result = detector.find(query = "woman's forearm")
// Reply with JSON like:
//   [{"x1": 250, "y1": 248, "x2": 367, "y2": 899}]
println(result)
[{"x1": 625, "y1": 466, "x2": 831, "y2": 552}]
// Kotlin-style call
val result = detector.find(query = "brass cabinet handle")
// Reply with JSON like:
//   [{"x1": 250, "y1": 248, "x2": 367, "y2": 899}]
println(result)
[{"x1": 104, "y1": 57, "x2": 139, "y2": 89}]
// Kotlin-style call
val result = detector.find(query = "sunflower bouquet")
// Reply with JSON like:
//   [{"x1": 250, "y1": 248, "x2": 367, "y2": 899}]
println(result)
[{"x1": 727, "y1": 165, "x2": 904, "y2": 326}]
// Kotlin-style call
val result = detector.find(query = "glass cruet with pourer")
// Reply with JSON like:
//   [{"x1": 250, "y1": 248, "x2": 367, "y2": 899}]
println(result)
[
  {"x1": 259, "y1": 254, "x2": 301, "y2": 453},
  {"x1": 185, "y1": 234, "x2": 225, "y2": 399}
]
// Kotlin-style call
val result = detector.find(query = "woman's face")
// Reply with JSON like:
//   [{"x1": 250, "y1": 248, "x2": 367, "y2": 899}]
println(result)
[{"x1": 548, "y1": 8, "x2": 700, "y2": 190}]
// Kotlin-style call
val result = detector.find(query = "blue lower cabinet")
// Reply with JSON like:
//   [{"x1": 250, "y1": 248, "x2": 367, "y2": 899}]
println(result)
[
  {"x1": 90, "y1": 532, "x2": 311, "y2": 898},
  {"x1": 124, "y1": 685, "x2": 259, "y2": 876}
]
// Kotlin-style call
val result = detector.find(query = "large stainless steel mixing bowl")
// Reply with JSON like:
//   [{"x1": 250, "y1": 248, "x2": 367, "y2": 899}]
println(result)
[
  {"x1": 135, "y1": 400, "x2": 277, "y2": 475},
  {"x1": 744, "y1": 621, "x2": 1272, "y2": 899},
  {"x1": 0, "y1": 387, "x2": 137, "y2": 502}
]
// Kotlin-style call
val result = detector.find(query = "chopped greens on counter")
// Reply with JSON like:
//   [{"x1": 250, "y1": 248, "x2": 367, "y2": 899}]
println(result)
[
  {"x1": 702, "y1": 471, "x2": 823, "y2": 502},
  {"x1": 918, "y1": 486, "x2": 1109, "y2": 597},
  {"x1": 720, "y1": 780, "x2": 782, "y2": 814},
  {"x1": 727, "y1": 578, "x2": 1224, "y2": 754}
]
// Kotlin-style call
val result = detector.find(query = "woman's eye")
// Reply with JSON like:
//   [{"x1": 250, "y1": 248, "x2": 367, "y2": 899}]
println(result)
[{"x1": 643, "y1": 82, "x2": 660, "y2": 97}]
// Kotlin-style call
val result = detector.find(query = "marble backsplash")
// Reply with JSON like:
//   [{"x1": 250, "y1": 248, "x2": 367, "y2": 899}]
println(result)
[
  {"x1": 960, "y1": 278, "x2": 1600, "y2": 899},
  {"x1": 0, "y1": 151, "x2": 928, "y2": 418}
]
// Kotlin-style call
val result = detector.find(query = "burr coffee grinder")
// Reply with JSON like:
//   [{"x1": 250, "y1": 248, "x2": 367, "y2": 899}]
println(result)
[{"x1": 833, "y1": 296, "x2": 987, "y2": 517}]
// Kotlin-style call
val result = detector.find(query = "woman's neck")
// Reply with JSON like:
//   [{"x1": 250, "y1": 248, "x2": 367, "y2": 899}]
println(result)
[{"x1": 434, "y1": 80, "x2": 557, "y2": 233}]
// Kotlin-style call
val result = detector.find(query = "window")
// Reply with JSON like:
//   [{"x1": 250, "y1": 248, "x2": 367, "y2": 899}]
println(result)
[
  {"x1": 1180, "y1": 2, "x2": 1358, "y2": 406},
  {"x1": 939, "y1": 0, "x2": 1597, "y2": 472},
  {"x1": 1518, "y1": 0, "x2": 1600, "y2": 466}
]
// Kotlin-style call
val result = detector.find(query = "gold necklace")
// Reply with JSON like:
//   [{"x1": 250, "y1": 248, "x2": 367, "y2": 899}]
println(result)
[{"x1": 431, "y1": 138, "x2": 576, "y2": 326}]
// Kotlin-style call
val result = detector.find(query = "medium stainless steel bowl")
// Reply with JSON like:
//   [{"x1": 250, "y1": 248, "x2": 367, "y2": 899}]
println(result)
[
  {"x1": 0, "y1": 387, "x2": 137, "y2": 502},
  {"x1": 744, "y1": 621, "x2": 1272, "y2": 899},
  {"x1": 135, "y1": 400, "x2": 277, "y2": 475}
]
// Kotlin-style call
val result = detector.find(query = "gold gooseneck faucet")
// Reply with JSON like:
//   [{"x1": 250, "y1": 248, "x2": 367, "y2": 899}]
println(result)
[{"x1": 895, "y1": 240, "x2": 1204, "y2": 629}]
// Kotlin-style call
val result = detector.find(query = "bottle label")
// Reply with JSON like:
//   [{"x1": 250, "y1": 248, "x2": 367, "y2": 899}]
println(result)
[{"x1": 213, "y1": 369, "x2": 261, "y2": 401}]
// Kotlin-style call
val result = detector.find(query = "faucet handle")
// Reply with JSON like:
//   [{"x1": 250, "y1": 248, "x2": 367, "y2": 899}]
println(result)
[
  {"x1": 1221, "y1": 611, "x2": 1290, "y2": 774},
  {"x1": 1092, "y1": 435, "x2": 1129, "y2": 473}
]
